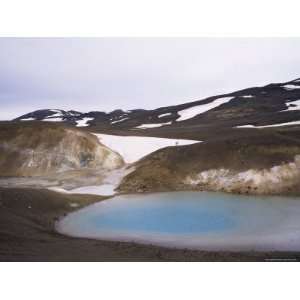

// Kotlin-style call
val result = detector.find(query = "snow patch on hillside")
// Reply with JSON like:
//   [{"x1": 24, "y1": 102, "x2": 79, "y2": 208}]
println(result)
[
  {"x1": 50, "y1": 110, "x2": 63, "y2": 117},
  {"x1": 177, "y1": 97, "x2": 233, "y2": 121},
  {"x1": 43, "y1": 117, "x2": 63, "y2": 122},
  {"x1": 20, "y1": 117, "x2": 36, "y2": 121},
  {"x1": 69, "y1": 111, "x2": 81, "y2": 116},
  {"x1": 93, "y1": 133, "x2": 200, "y2": 163},
  {"x1": 158, "y1": 113, "x2": 172, "y2": 118},
  {"x1": 281, "y1": 99, "x2": 300, "y2": 112},
  {"x1": 111, "y1": 117, "x2": 129, "y2": 124},
  {"x1": 236, "y1": 120, "x2": 300, "y2": 128},
  {"x1": 135, "y1": 122, "x2": 172, "y2": 129},
  {"x1": 235, "y1": 125, "x2": 256, "y2": 128},
  {"x1": 241, "y1": 95, "x2": 254, "y2": 98},
  {"x1": 283, "y1": 84, "x2": 300, "y2": 90},
  {"x1": 76, "y1": 117, "x2": 94, "y2": 127}
]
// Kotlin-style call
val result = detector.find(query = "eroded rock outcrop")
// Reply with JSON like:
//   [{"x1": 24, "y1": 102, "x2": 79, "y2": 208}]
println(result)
[
  {"x1": 0, "y1": 123, "x2": 124, "y2": 176},
  {"x1": 183, "y1": 155, "x2": 300, "y2": 195}
]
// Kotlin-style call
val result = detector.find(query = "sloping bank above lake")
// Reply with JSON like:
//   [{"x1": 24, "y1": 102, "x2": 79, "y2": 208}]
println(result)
[{"x1": 118, "y1": 132, "x2": 300, "y2": 196}]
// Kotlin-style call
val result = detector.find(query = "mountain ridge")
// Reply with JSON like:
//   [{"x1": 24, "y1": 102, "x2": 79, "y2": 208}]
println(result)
[
  {"x1": 13, "y1": 78, "x2": 300, "y2": 136},
  {"x1": 5, "y1": 77, "x2": 300, "y2": 196}
]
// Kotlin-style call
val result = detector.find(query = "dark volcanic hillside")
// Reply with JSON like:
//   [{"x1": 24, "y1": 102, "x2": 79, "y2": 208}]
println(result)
[{"x1": 14, "y1": 78, "x2": 300, "y2": 140}]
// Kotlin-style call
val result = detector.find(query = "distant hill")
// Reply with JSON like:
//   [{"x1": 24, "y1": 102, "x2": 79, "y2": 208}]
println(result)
[{"x1": 13, "y1": 78, "x2": 300, "y2": 140}]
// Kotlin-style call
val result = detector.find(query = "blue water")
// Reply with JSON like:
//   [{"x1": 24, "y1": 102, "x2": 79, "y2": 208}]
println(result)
[
  {"x1": 90, "y1": 196, "x2": 236, "y2": 234},
  {"x1": 58, "y1": 191, "x2": 300, "y2": 250}
]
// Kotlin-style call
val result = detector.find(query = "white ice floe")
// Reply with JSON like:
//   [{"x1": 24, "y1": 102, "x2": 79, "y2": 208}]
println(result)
[
  {"x1": 20, "y1": 117, "x2": 36, "y2": 121},
  {"x1": 158, "y1": 113, "x2": 172, "y2": 118},
  {"x1": 75, "y1": 117, "x2": 94, "y2": 127},
  {"x1": 283, "y1": 84, "x2": 300, "y2": 90},
  {"x1": 281, "y1": 99, "x2": 300, "y2": 112},
  {"x1": 42, "y1": 117, "x2": 63, "y2": 122},
  {"x1": 93, "y1": 133, "x2": 200, "y2": 163},
  {"x1": 111, "y1": 117, "x2": 129, "y2": 124},
  {"x1": 135, "y1": 122, "x2": 172, "y2": 129},
  {"x1": 236, "y1": 120, "x2": 300, "y2": 128},
  {"x1": 177, "y1": 97, "x2": 233, "y2": 121}
]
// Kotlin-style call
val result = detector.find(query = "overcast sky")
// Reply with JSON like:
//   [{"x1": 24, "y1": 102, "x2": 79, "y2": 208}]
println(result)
[{"x1": 1, "y1": 38, "x2": 300, "y2": 120}]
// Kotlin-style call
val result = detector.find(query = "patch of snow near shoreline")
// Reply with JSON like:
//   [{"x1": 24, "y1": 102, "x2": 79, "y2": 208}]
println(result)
[
  {"x1": 184, "y1": 155, "x2": 300, "y2": 193},
  {"x1": 93, "y1": 133, "x2": 200, "y2": 163},
  {"x1": 135, "y1": 122, "x2": 172, "y2": 129},
  {"x1": 49, "y1": 167, "x2": 134, "y2": 196},
  {"x1": 72, "y1": 185, "x2": 116, "y2": 196},
  {"x1": 50, "y1": 185, "x2": 116, "y2": 196},
  {"x1": 177, "y1": 97, "x2": 233, "y2": 121},
  {"x1": 236, "y1": 120, "x2": 300, "y2": 128},
  {"x1": 76, "y1": 117, "x2": 94, "y2": 127}
]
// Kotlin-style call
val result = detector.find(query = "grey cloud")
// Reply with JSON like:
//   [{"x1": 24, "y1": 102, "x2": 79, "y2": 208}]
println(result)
[{"x1": 1, "y1": 38, "x2": 300, "y2": 119}]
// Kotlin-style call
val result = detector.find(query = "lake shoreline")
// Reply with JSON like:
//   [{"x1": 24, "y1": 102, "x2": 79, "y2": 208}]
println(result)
[
  {"x1": 1, "y1": 187, "x2": 300, "y2": 261},
  {"x1": 56, "y1": 191, "x2": 300, "y2": 252}
]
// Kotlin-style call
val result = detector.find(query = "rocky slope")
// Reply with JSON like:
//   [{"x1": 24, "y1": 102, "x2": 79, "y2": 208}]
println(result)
[
  {"x1": 0, "y1": 123, "x2": 124, "y2": 177},
  {"x1": 118, "y1": 128, "x2": 300, "y2": 195}
]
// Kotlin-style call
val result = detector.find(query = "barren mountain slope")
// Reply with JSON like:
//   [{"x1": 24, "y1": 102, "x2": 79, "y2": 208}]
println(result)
[{"x1": 14, "y1": 78, "x2": 300, "y2": 141}]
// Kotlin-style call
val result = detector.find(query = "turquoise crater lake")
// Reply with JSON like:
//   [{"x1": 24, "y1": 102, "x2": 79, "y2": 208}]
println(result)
[{"x1": 57, "y1": 192, "x2": 300, "y2": 251}]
